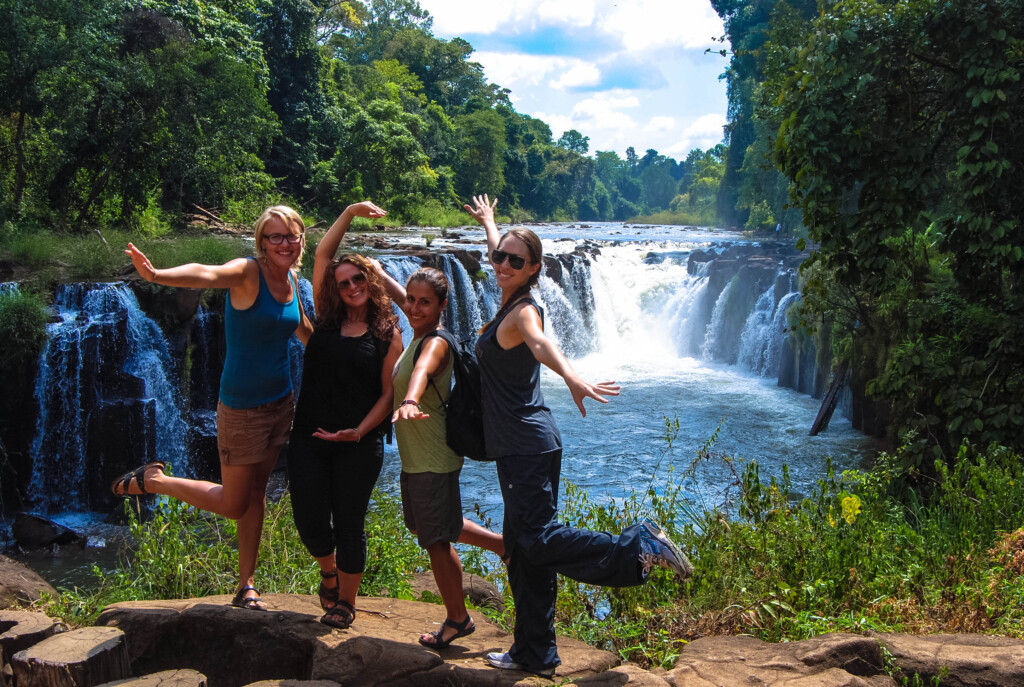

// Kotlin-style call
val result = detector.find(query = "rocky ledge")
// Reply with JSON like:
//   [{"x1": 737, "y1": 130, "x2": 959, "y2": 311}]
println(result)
[{"x1": 3, "y1": 589, "x2": 1024, "y2": 686}]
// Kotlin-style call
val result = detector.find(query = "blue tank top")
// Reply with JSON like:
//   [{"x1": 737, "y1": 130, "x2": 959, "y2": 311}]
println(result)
[
  {"x1": 476, "y1": 297, "x2": 561, "y2": 458},
  {"x1": 219, "y1": 259, "x2": 300, "y2": 408}
]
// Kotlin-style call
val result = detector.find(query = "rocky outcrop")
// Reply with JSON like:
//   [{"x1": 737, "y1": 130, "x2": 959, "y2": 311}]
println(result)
[
  {"x1": 1, "y1": 599, "x2": 1023, "y2": 687},
  {"x1": 94, "y1": 595, "x2": 619, "y2": 687},
  {"x1": 0, "y1": 556, "x2": 58, "y2": 608},
  {"x1": 662, "y1": 634, "x2": 896, "y2": 686},
  {"x1": 874, "y1": 633, "x2": 1024, "y2": 687}
]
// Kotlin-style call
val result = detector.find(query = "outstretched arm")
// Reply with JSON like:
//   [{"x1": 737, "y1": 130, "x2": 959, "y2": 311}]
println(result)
[
  {"x1": 392, "y1": 337, "x2": 449, "y2": 422},
  {"x1": 515, "y1": 304, "x2": 620, "y2": 417},
  {"x1": 464, "y1": 194, "x2": 500, "y2": 258},
  {"x1": 125, "y1": 243, "x2": 250, "y2": 290},
  {"x1": 312, "y1": 201, "x2": 387, "y2": 312}
]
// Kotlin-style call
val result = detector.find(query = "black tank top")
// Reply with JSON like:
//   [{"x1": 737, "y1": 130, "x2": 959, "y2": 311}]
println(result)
[
  {"x1": 476, "y1": 297, "x2": 561, "y2": 458},
  {"x1": 293, "y1": 327, "x2": 386, "y2": 435}
]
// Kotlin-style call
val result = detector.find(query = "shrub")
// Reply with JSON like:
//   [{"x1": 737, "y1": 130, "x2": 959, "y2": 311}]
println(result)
[{"x1": 0, "y1": 290, "x2": 49, "y2": 370}]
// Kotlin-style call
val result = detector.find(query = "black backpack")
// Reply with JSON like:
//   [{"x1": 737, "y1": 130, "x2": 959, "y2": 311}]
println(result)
[{"x1": 412, "y1": 329, "x2": 489, "y2": 461}]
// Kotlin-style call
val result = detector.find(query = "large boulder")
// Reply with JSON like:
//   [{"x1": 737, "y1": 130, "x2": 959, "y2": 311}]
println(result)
[
  {"x1": 409, "y1": 571, "x2": 504, "y2": 613},
  {"x1": 95, "y1": 594, "x2": 619, "y2": 687},
  {"x1": 0, "y1": 556, "x2": 58, "y2": 608}
]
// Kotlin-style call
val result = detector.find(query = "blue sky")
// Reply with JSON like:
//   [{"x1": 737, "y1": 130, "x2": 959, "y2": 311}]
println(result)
[{"x1": 417, "y1": 0, "x2": 730, "y2": 161}]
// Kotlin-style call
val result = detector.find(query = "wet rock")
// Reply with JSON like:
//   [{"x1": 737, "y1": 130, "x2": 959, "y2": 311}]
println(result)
[{"x1": 11, "y1": 514, "x2": 84, "y2": 550}]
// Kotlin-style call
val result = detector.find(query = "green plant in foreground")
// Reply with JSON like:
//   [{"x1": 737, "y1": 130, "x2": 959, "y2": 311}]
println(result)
[
  {"x1": 44, "y1": 488, "x2": 428, "y2": 625},
  {"x1": 0, "y1": 290, "x2": 49, "y2": 370}
]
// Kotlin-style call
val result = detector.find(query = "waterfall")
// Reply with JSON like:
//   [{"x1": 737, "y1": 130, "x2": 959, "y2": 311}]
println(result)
[
  {"x1": 700, "y1": 279, "x2": 733, "y2": 361},
  {"x1": 27, "y1": 283, "x2": 188, "y2": 513}
]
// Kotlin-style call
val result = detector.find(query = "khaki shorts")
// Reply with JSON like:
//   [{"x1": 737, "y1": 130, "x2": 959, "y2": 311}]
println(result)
[{"x1": 217, "y1": 392, "x2": 295, "y2": 465}]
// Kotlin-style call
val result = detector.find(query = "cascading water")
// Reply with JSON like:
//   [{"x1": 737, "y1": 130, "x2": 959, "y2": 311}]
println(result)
[{"x1": 28, "y1": 283, "x2": 188, "y2": 513}]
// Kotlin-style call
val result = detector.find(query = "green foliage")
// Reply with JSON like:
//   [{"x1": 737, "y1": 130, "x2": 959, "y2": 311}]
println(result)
[
  {"x1": 46, "y1": 489, "x2": 427, "y2": 625},
  {"x1": 0, "y1": 290, "x2": 49, "y2": 371},
  {"x1": 771, "y1": 0, "x2": 1024, "y2": 461}
]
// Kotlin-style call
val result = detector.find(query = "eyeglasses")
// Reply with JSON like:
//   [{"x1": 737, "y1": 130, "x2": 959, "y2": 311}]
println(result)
[
  {"x1": 491, "y1": 249, "x2": 527, "y2": 270},
  {"x1": 263, "y1": 233, "x2": 303, "y2": 245},
  {"x1": 337, "y1": 272, "x2": 368, "y2": 291}
]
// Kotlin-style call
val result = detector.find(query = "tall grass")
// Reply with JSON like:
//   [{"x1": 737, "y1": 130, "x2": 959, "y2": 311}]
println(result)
[
  {"x1": 45, "y1": 489, "x2": 428, "y2": 625},
  {"x1": 39, "y1": 428, "x2": 1024, "y2": 670}
]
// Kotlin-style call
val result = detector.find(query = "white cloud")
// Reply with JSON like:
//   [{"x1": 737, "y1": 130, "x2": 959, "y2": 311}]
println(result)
[
  {"x1": 472, "y1": 51, "x2": 569, "y2": 90},
  {"x1": 665, "y1": 113, "x2": 727, "y2": 156},
  {"x1": 551, "y1": 62, "x2": 602, "y2": 90},
  {"x1": 599, "y1": 1, "x2": 724, "y2": 52},
  {"x1": 422, "y1": 0, "x2": 723, "y2": 53},
  {"x1": 646, "y1": 115, "x2": 676, "y2": 133},
  {"x1": 537, "y1": 0, "x2": 596, "y2": 27}
]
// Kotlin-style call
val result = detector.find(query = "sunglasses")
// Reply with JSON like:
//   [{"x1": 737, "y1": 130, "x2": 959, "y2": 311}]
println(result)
[
  {"x1": 263, "y1": 233, "x2": 303, "y2": 245},
  {"x1": 337, "y1": 272, "x2": 368, "y2": 291},
  {"x1": 491, "y1": 249, "x2": 527, "y2": 270}
]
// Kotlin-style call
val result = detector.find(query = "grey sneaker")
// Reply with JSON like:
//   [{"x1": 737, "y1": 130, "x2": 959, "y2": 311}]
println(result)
[
  {"x1": 485, "y1": 652, "x2": 556, "y2": 678},
  {"x1": 639, "y1": 517, "x2": 694, "y2": 579}
]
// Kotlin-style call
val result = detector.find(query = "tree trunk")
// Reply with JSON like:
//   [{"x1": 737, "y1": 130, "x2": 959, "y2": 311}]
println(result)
[
  {"x1": 11, "y1": 626, "x2": 129, "y2": 687},
  {"x1": 13, "y1": 109, "x2": 27, "y2": 211}
]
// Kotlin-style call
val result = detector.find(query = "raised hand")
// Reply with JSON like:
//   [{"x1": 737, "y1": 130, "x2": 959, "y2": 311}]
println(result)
[
  {"x1": 125, "y1": 243, "x2": 157, "y2": 282},
  {"x1": 463, "y1": 194, "x2": 497, "y2": 225},
  {"x1": 346, "y1": 201, "x2": 387, "y2": 219}
]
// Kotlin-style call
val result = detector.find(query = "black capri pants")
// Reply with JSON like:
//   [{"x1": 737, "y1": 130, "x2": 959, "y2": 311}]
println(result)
[{"x1": 287, "y1": 432, "x2": 384, "y2": 574}]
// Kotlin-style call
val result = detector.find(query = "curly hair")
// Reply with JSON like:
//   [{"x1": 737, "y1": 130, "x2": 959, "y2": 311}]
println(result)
[{"x1": 316, "y1": 254, "x2": 397, "y2": 342}]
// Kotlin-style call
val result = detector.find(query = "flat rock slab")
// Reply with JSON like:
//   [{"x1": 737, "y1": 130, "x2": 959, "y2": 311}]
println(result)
[
  {"x1": 875, "y1": 633, "x2": 1024, "y2": 687},
  {"x1": 98, "y1": 669, "x2": 208, "y2": 687},
  {"x1": 663, "y1": 634, "x2": 896, "y2": 687},
  {"x1": 96, "y1": 594, "x2": 619, "y2": 687}
]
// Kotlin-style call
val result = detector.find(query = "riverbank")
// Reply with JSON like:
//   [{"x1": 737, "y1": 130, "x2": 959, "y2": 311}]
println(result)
[{"x1": 30, "y1": 439, "x2": 1024, "y2": 671}]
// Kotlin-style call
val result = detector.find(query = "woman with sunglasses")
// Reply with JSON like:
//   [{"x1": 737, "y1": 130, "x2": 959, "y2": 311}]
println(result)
[
  {"x1": 465, "y1": 195, "x2": 693, "y2": 678},
  {"x1": 114, "y1": 206, "x2": 313, "y2": 611},
  {"x1": 287, "y1": 201, "x2": 403, "y2": 629},
  {"x1": 372, "y1": 263, "x2": 506, "y2": 649}
]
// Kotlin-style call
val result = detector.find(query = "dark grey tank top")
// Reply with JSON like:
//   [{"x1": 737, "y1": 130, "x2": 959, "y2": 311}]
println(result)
[{"x1": 476, "y1": 297, "x2": 562, "y2": 458}]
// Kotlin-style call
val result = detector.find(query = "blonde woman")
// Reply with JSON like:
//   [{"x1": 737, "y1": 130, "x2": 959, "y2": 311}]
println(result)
[{"x1": 113, "y1": 205, "x2": 312, "y2": 611}]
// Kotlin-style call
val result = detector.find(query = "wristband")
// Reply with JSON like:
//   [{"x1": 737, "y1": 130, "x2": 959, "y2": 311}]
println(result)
[{"x1": 399, "y1": 399, "x2": 420, "y2": 409}]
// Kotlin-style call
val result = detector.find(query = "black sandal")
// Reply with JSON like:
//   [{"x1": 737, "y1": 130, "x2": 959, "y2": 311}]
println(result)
[
  {"x1": 110, "y1": 461, "x2": 166, "y2": 496},
  {"x1": 418, "y1": 615, "x2": 475, "y2": 649},
  {"x1": 231, "y1": 585, "x2": 267, "y2": 611},
  {"x1": 320, "y1": 598, "x2": 355, "y2": 629},
  {"x1": 318, "y1": 568, "x2": 339, "y2": 611}
]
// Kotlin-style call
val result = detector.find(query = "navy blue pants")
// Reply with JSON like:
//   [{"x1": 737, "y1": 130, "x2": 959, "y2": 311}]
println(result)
[{"x1": 496, "y1": 450, "x2": 646, "y2": 672}]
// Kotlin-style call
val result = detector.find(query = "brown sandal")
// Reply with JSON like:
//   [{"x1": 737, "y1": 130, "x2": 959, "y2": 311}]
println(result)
[{"x1": 321, "y1": 599, "x2": 355, "y2": 629}]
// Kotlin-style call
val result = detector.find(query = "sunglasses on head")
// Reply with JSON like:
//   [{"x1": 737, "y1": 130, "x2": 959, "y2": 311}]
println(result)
[
  {"x1": 263, "y1": 232, "x2": 303, "y2": 245},
  {"x1": 337, "y1": 271, "x2": 368, "y2": 291},
  {"x1": 491, "y1": 249, "x2": 527, "y2": 270}
]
